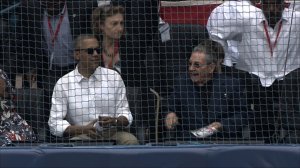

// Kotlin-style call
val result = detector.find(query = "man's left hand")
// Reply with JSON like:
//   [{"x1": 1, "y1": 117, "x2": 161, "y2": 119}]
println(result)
[
  {"x1": 208, "y1": 122, "x2": 222, "y2": 131},
  {"x1": 98, "y1": 116, "x2": 116, "y2": 127}
]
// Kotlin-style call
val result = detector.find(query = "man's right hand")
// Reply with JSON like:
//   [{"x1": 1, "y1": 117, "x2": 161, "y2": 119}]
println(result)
[
  {"x1": 165, "y1": 112, "x2": 179, "y2": 130},
  {"x1": 64, "y1": 119, "x2": 98, "y2": 138}
]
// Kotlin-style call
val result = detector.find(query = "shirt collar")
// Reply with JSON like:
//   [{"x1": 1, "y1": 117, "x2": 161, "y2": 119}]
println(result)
[{"x1": 74, "y1": 66, "x2": 102, "y2": 83}]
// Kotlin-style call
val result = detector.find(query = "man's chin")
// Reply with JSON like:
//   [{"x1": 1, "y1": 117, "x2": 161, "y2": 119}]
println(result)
[{"x1": 191, "y1": 78, "x2": 207, "y2": 86}]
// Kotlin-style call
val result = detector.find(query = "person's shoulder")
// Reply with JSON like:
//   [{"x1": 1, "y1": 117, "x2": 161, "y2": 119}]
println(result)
[
  {"x1": 56, "y1": 70, "x2": 76, "y2": 84},
  {"x1": 98, "y1": 67, "x2": 122, "y2": 78},
  {"x1": 212, "y1": 1, "x2": 251, "y2": 12},
  {"x1": 283, "y1": 8, "x2": 300, "y2": 20},
  {"x1": 213, "y1": 73, "x2": 241, "y2": 86}
]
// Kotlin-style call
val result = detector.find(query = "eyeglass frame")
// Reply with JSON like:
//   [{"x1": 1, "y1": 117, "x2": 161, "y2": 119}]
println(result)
[
  {"x1": 75, "y1": 48, "x2": 102, "y2": 55},
  {"x1": 188, "y1": 62, "x2": 214, "y2": 69}
]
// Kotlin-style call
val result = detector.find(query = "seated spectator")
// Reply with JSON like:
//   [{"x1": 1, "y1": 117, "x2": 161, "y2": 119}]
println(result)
[
  {"x1": 15, "y1": 0, "x2": 97, "y2": 130},
  {"x1": 164, "y1": 40, "x2": 251, "y2": 140},
  {"x1": 48, "y1": 34, "x2": 139, "y2": 145},
  {"x1": 0, "y1": 69, "x2": 36, "y2": 146}
]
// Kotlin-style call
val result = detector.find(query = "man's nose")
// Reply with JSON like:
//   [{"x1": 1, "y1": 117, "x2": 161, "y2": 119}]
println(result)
[
  {"x1": 117, "y1": 24, "x2": 124, "y2": 32},
  {"x1": 92, "y1": 50, "x2": 100, "y2": 57}
]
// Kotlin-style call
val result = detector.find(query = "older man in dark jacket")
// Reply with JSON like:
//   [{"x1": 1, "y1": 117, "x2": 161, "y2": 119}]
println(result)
[{"x1": 164, "y1": 40, "x2": 252, "y2": 141}]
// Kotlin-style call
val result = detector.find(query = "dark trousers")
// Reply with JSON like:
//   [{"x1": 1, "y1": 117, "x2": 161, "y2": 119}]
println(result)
[
  {"x1": 244, "y1": 69, "x2": 300, "y2": 143},
  {"x1": 280, "y1": 68, "x2": 300, "y2": 143}
]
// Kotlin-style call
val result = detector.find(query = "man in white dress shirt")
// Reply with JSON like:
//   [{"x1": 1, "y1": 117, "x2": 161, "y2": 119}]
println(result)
[
  {"x1": 207, "y1": 0, "x2": 300, "y2": 143},
  {"x1": 48, "y1": 34, "x2": 139, "y2": 145}
]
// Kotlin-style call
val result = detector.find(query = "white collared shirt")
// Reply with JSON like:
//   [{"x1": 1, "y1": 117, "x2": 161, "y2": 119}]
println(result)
[
  {"x1": 209, "y1": 0, "x2": 254, "y2": 67},
  {"x1": 207, "y1": 3, "x2": 300, "y2": 87},
  {"x1": 48, "y1": 66, "x2": 132, "y2": 137}
]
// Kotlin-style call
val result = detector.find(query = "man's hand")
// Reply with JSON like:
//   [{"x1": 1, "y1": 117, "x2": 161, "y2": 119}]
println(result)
[
  {"x1": 165, "y1": 112, "x2": 179, "y2": 130},
  {"x1": 190, "y1": 122, "x2": 222, "y2": 138},
  {"x1": 208, "y1": 122, "x2": 222, "y2": 131},
  {"x1": 64, "y1": 119, "x2": 98, "y2": 138},
  {"x1": 98, "y1": 116, "x2": 116, "y2": 127},
  {"x1": 98, "y1": 116, "x2": 129, "y2": 128}
]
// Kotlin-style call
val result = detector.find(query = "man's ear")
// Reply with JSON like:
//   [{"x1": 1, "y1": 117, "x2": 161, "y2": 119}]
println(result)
[
  {"x1": 209, "y1": 63, "x2": 217, "y2": 74},
  {"x1": 74, "y1": 51, "x2": 80, "y2": 61}
]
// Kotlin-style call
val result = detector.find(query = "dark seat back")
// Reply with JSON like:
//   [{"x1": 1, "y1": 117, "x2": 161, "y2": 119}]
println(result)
[
  {"x1": 15, "y1": 88, "x2": 45, "y2": 141},
  {"x1": 126, "y1": 87, "x2": 149, "y2": 144}
]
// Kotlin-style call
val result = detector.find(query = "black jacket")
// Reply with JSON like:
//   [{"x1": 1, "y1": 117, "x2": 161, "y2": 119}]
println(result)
[{"x1": 167, "y1": 73, "x2": 252, "y2": 139}]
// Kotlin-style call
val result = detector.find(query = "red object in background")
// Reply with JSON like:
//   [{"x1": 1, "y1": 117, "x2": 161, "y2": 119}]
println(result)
[
  {"x1": 160, "y1": 3, "x2": 290, "y2": 25},
  {"x1": 160, "y1": 4, "x2": 219, "y2": 25}
]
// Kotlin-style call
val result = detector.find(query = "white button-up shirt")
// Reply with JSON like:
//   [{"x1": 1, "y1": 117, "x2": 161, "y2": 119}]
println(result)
[
  {"x1": 207, "y1": 2, "x2": 300, "y2": 87},
  {"x1": 48, "y1": 66, "x2": 132, "y2": 137},
  {"x1": 208, "y1": 0, "x2": 254, "y2": 67}
]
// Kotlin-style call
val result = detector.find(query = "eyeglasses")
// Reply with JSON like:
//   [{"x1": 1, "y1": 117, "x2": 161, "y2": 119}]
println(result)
[
  {"x1": 75, "y1": 48, "x2": 102, "y2": 55},
  {"x1": 189, "y1": 62, "x2": 213, "y2": 68}
]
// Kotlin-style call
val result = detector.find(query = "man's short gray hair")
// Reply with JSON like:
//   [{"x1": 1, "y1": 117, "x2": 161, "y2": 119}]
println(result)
[{"x1": 192, "y1": 40, "x2": 224, "y2": 65}]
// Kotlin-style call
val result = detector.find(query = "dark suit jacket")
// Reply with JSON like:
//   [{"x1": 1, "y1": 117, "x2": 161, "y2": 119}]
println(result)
[
  {"x1": 167, "y1": 73, "x2": 252, "y2": 138},
  {"x1": 15, "y1": 1, "x2": 97, "y2": 77}
]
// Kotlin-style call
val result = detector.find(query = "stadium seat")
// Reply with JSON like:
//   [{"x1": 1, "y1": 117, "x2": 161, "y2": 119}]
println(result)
[
  {"x1": 15, "y1": 73, "x2": 45, "y2": 142},
  {"x1": 126, "y1": 87, "x2": 149, "y2": 144}
]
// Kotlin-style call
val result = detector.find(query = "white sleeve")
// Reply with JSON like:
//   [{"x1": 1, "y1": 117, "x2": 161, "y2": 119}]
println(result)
[
  {"x1": 48, "y1": 80, "x2": 70, "y2": 137},
  {"x1": 207, "y1": 2, "x2": 244, "y2": 67},
  {"x1": 206, "y1": 3, "x2": 243, "y2": 44},
  {"x1": 114, "y1": 73, "x2": 133, "y2": 127}
]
